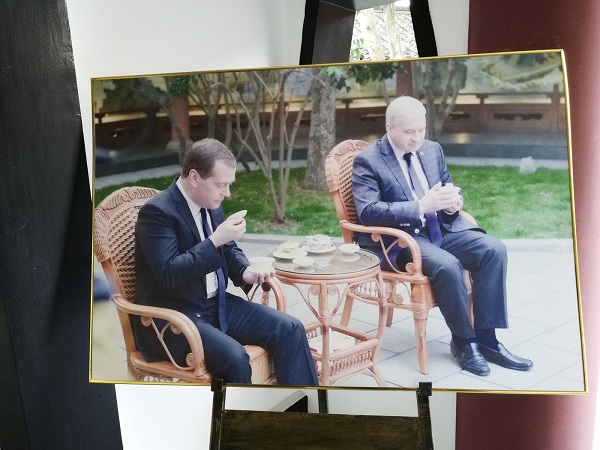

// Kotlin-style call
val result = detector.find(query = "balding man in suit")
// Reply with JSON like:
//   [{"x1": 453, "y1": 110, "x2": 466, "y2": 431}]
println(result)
[{"x1": 352, "y1": 96, "x2": 532, "y2": 376}]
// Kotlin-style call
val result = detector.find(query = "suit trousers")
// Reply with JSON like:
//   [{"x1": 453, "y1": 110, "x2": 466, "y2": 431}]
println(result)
[
  {"x1": 192, "y1": 294, "x2": 318, "y2": 385},
  {"x1": 144, "y1": 293, "x2": 317, "y2": 385},
  {"x1": 397, "y1": 229, "x2": 509, "y2": 339}
]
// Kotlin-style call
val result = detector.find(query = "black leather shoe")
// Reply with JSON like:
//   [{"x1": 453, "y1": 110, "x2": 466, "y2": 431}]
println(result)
[
  {"x1": 478, "y1": 343, "x2": 533, "y2": 371},
  {"x1": 450, "y1": 340, "x2": 490, "y2": 376}
]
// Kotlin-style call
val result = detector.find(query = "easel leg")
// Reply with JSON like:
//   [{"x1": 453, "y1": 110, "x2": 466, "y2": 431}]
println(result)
[
  {"x1": 318, "y1": 388, "x2": 329, "y2": 414},
  {"x1": 209, "y1": 379, "x2": 225, "y2": 450}
]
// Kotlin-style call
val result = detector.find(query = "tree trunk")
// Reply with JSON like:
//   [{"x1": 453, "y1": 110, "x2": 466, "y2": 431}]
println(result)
[
  {"x1": 423, "y1": 63, "x2": 436, "y2": 140},
  {"x1": 169, "y1": 95, "x2": 191, "y2": 162},
  {"x1": 134, "y1": 78, "x2": 190, "y2": 162},
  {"x1": 305, "y1": 73, "x2": 336, "y2": 191},
  {"x1": 420, "y1": 60, "x2": 460, "y2": 141},
  {"x1": 358, "y1": 8, "x2": 384, "y2": 60},
  {"x1": 433, "y1": 59, "x2": 459, "y2": 137},
  {"x1": 383, "y1": 3, "x2": 403, "y2": 59},
  {"x1": 163, "y1": 95, "x2": 190, "y2": 164}
]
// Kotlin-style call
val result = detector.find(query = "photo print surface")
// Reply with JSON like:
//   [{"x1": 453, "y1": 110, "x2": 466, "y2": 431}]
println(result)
[{"x1": 91, "y1": 49, "x2": 584, "y2": 393}]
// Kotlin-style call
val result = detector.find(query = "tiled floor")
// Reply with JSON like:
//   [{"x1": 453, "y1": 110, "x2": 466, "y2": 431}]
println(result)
[{"x1": 91, "y1": 236, "x2": 585, "y2": 394}]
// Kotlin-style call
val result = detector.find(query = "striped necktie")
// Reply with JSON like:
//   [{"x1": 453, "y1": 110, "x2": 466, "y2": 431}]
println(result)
[{"x1": 403, "y1": 152, "x2": 443, "y2": 247}]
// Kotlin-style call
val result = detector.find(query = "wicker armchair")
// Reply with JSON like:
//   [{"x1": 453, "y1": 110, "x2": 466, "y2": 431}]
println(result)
[
  {"x1": 93, "y1": 186, "x2": 285, "y2": 384},
  {"x1": 325, "y1": 140, "x2": 474, "y2": 375}
]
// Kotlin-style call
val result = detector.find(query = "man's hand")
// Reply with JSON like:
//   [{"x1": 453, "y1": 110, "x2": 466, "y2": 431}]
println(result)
[
  {"x1": 444, "y1": 196, "x2": 464, "y2": 213},
  {"x1": 242, "y1": 268, "x2": 275, "y2": 285},
  {"x1": 209, "y1": 218, "x2": 246, "y2": 247},
  {"x1": 419, "y1": 182, "x2": 462, "y2": 214}
]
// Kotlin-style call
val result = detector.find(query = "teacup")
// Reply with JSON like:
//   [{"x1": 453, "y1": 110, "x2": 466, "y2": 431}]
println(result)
[
  {"x1": 338, "y1": 243, "x2": 359, "y2": 255},
  {"x1": 312, "y1": 254, "x2": 334, "y2": 267},
  {"x1": 278, "y1": 240, "x2": 301, "y2": 253},
  {"x1": 307, "y1": 234, "x2": 331, "y2": 242},
  {"x1": 441, "y1": 183, "x2": 461, "y2": 194},
  {"x1": 305, "y1": 234, "x2": 332, "y2": 251}
]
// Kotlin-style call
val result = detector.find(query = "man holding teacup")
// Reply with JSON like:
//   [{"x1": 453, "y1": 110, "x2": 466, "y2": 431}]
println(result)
[
  {"x1": 352, "y1": 96, "x2": 533, "y2": 376},
  {"x1": 133, "y1": 138, "x2": 318, "y2": 386}
]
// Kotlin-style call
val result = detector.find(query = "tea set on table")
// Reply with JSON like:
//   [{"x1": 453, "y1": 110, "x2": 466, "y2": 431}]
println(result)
[
  {"x1": 249, "y1": 235, "x2": 361, "y2": 272},
  {"x1": 228, "y1": 206, "x2": 360, "y2": 273}
]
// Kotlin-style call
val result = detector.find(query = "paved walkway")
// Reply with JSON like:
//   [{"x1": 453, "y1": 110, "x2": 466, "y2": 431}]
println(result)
[
  {"x1": 236, "y1": 235, "x2": 583, "y2": 393},
  {"x1": 91, "y1": 233, "x2": 583, "y2": 393}
]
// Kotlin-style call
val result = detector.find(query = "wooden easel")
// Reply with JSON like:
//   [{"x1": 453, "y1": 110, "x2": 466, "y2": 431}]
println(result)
[{"x1": 209, "y1": 380, "x2": 434, "y2": 450}]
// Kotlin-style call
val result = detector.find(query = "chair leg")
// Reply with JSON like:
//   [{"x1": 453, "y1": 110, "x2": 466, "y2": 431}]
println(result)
[
  {"x1": 340, "y1": 294, "x2": 354, "y2": 327},
  {"x1": 386, "y1": 308, "x2": 394, "y2": 327},
  {"x1": 411, "y1": 284, "x2": 432, "y2": 375},
  {"x1": 468, "y1": 294, "x2": 474, "y2": 326},
  {"x1": 370, "y1": 364, "x2": 387, "y2": 387},
  {"x1": 414, "y1": 316, "x2": 430, "y2": 375},
  {"x1": 385, "y1": 281, "x2": 396, "y2": 327},
  {"x1": 464, "y1": 270, "x2": 474, "y2": 326}
]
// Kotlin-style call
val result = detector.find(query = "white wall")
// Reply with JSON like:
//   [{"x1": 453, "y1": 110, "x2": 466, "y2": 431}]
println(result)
[
  {"x1": 67, "y1": 1, "x2": 468, "y2": 448},
  {"x1": 429, "y1": 0, "x2": 469, "y2": 56},
  {"x1": 114, "y1": 383, "x2": 456, "y2": 450},
  {"x1": 67, "y1": 0, "x2": 306, "y2": 190}
]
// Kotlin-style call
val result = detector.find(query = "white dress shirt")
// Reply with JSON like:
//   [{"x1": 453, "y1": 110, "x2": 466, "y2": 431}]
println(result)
[{"x1": 176, "y1": 177, "x2": 218, "y2": 297}]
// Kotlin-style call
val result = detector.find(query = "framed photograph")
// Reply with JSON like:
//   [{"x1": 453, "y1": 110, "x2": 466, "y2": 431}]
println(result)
[{"x1": 90, "y1": 49, "x2": 584, "y2": 394}]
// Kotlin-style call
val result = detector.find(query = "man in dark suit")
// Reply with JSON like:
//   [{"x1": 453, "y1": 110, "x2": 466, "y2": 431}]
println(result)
[
  {"x1": 133, "y1": 138, "x2": 318, "y2": 385},
  {"x1": 352, "y1": 96, "x2": 532, "y2": 376}
]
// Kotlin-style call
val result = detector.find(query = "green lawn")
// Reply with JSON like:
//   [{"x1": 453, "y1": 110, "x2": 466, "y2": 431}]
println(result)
[
  {"x1": 94, "y1": 165, "x2": 573, "y2": 239},
  {"x1": 450, "y1": 166, "x2": 572, "y2": 239}
]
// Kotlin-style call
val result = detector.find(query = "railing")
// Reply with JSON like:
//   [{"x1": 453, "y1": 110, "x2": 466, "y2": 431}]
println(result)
[{"x1": 94, "y1": 87, "x2": 565, "y2": 150}]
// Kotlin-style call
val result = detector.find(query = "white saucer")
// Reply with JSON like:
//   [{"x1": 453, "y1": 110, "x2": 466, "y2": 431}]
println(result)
[
  {"x1": 226, "y1": 210, "x2": 247, "y2": 221},
  {"x1": 247, "y1": 256, "x2": 274, "y2": 273},
  {"x1": 302, "y1": 245, "x2": 336, "y2": 254},
  {"x1": 273, "y1": 249, "x2": 308, "y2": 260}
]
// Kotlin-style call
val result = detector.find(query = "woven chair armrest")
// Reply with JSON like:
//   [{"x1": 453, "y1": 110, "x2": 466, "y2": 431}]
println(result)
[
  {"x1": 248, "y1": 277, "x2": 287, "y2": 312},
  {"x1": 459, "y1": 210, "x2": 478, "y2": 226},
  {"x1": 339, "y1": 220, "x2": 426, "y2": 278},
  {"x1": 112, "y1": 295, "x2": 208, "y2": 377}
]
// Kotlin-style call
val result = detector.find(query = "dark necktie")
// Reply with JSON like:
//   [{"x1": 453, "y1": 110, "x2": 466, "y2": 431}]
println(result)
[
  {"x1": 402, "y1": 152, "x2": 443, "y2": 247},
  {"x1": 200, "y1": 208, "x2": 228, "y2": 333}
]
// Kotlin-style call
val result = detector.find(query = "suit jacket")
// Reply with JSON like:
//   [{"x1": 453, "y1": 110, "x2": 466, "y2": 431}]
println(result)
[
  {"x1": 352, "y1": 135, "x2": 481, "y2": 266},
  {"x1": 133, "y1": 179, "x2": 250, "y2": 360}
]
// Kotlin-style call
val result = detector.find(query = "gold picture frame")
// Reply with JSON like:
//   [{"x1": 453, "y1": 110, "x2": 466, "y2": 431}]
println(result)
[{"x1": 90, "y1": 49, "x2": 585, "y2": 394}]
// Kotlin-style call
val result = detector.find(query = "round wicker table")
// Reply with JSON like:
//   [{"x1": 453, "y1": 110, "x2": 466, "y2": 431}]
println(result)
[{"x1": 272, "y1": 248, "x2": 388, "y2": 386}]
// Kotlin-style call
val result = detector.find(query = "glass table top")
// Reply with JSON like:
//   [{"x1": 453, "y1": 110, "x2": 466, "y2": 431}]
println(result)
[{"x1": 271, "y1": 248, "x2": 380, "y2": 276}]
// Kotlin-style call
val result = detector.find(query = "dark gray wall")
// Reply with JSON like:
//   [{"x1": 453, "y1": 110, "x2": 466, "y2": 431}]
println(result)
[{"x1": 0, "y1": 1, "x2": 122, "y2": 448}]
